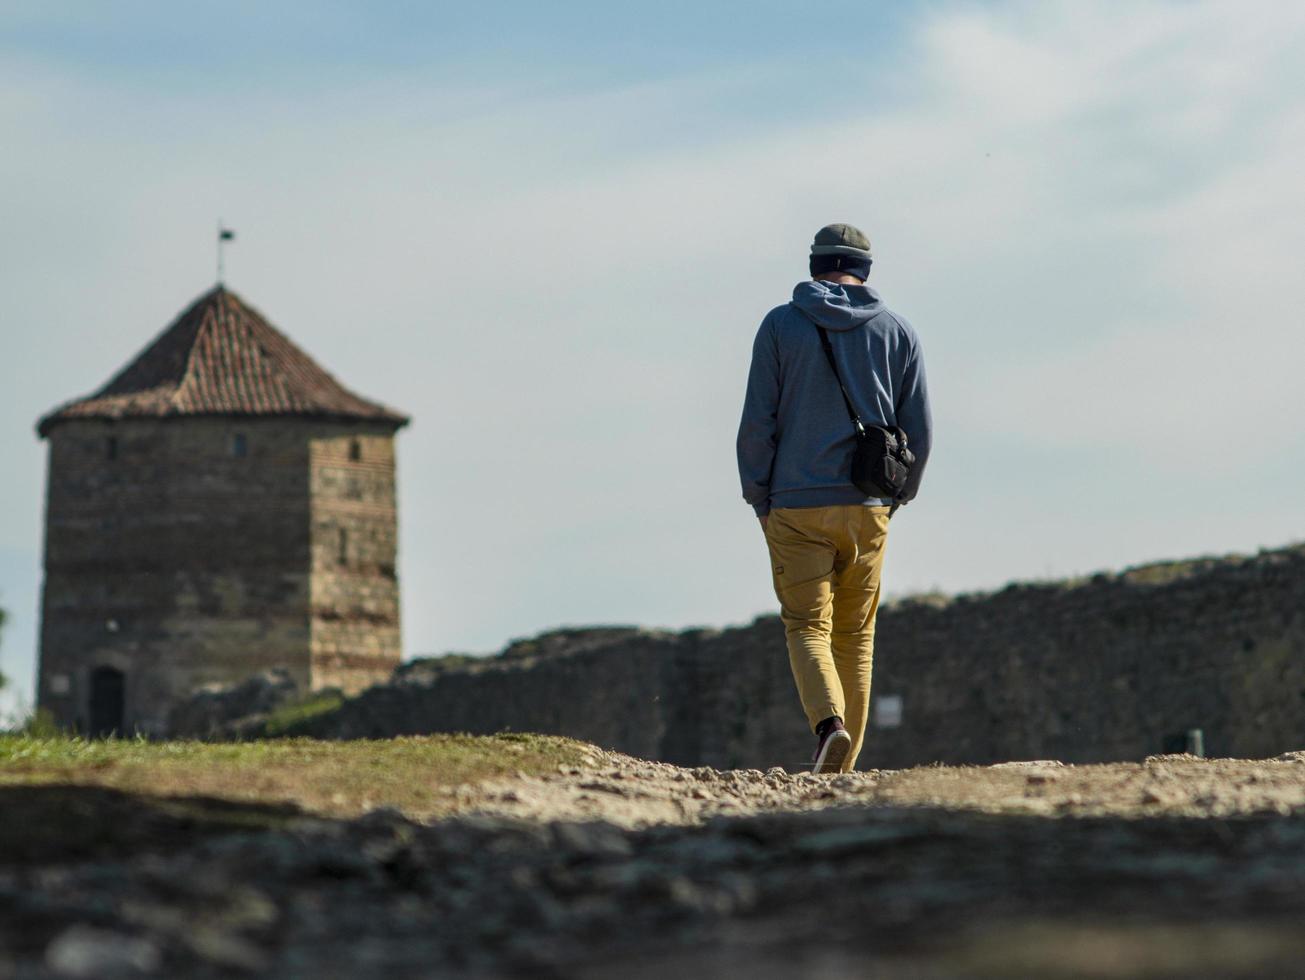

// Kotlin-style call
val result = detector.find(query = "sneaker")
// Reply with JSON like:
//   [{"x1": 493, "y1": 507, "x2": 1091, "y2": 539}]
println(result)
[{"x1": 812, "y1": 717, "x2": 851, "y2": 774}]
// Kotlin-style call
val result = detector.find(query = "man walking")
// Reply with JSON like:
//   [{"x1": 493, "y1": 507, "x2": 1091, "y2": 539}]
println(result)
[{"x1": 737, "y1": 223, "x2": 932, "y2": 773}]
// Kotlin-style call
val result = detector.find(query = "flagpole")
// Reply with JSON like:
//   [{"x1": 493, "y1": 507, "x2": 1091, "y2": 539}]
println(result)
[{"x1": 217, "y1": 222, "x2": 235, "y2": 285}]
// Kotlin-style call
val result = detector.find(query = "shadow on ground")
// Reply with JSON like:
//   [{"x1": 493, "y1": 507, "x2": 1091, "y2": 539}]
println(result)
[
  {"x1": 1, "y1": 783, "x2": 1304, "y2": 978},
  {"x1": 0, "y1": 786, "x2": 302, "y2": 867}
]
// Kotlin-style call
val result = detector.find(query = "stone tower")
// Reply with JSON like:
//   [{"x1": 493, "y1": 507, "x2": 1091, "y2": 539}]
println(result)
[{"x1": 36, "y1": 286, "x2": 409, "y2": 735}]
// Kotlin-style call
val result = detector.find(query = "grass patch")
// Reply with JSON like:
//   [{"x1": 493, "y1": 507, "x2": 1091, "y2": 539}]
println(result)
[
  {"x1": 0, "y1": 733, "x2": 594, "y2": 820},
  {"x1": 260, "y1": 689, "x2": 346, "y2": 737}
]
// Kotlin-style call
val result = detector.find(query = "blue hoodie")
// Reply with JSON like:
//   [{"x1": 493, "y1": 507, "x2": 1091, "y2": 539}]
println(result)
[{"x1": 736, "y1": 280, "x2": 932, "y2": 517}]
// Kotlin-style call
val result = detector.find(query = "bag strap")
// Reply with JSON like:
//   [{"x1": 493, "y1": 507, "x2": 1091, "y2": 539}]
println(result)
[
  {"x1": 815, "y1": 326, "x2": 867, "y2": 437},
  {"x1": 815, "y1": 324, "x2": 911, "y2": 452}
]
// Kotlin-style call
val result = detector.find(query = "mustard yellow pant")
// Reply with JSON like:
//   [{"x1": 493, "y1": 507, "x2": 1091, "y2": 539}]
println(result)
[{"x1": 764, "y1": 505, "x2": 890, "y2": 772}]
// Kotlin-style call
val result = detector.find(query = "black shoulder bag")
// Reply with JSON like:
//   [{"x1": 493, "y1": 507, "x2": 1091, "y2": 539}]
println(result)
[{"x1": 815, "y1": 325, "x2": 915, "y2": 504}]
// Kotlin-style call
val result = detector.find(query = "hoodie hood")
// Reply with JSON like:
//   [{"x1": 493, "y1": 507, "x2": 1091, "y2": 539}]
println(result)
[{"x1": 791, "y1": 280, "x2": 884, "y2": 332}]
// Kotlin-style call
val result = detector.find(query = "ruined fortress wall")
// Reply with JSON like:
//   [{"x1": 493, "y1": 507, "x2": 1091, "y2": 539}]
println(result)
[
  {"x1": 317, "y1": 544, "x2": 1305, "y2": 768},
  {"x1": 39, "y1": 418, "x2": 313, "y2": 733},
  {"x1": 307, "y1": 423, "x2": 403, "y2": 693},
  {"x1": 329, "y1": 634, "x2": 680, "y2": 757},
  {"x1": 868, "y1": 547, "x2": 1305, "y2": 766}
]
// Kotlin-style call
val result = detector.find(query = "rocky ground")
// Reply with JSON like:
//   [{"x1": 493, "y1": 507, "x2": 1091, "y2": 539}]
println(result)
[{"x1": 3, "y1": 748, "x2": 1305, "y2": 978}]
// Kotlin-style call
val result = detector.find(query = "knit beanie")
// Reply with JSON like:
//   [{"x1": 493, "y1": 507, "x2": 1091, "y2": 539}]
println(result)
[{"x1": 809, "y1": 222, "x2": 872, "y2": 281}]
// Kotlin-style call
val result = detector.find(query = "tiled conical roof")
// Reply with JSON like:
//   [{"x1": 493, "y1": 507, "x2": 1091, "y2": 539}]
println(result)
[{"x1": 38, "y1": 286, "x2": 409, "y2": 437}]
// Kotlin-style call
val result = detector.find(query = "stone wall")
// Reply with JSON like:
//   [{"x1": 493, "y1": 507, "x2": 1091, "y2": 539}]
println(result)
[
  {"x1": 37, "y1": 416, "x2": 402, "y2": 733},
  {"x1": 310, "y1": 544, "x2": 1305, "y2": 768}
]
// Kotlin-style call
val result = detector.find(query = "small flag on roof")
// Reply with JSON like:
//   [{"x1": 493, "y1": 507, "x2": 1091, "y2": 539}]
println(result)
[{"x1": 217, "y1": 222, "x2": 236, "y2": 283}]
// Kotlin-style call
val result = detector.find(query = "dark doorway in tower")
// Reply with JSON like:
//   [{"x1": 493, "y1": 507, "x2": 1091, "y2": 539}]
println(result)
[{"x1": 88, "y1": 666, "x2": 125, "y2": 737}]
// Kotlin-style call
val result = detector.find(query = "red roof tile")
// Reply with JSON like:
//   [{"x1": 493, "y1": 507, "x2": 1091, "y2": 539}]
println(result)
[{"x1": 38, "y1": 287, "x2": 409, "y2": 437}]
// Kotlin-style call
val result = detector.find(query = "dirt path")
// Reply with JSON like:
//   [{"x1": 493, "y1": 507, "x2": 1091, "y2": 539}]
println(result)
[
  {"x1": 450, "y1": 748, "x2": 1305, "y2": 827},
  {"x1": 3, "y1": 750, "x2": 1305, "y2": 979}
]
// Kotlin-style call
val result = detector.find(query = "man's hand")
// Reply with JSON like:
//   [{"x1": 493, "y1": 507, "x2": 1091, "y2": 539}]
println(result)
[{"x1": 758, "y1": 515, "x2": 769, "y2": 533}]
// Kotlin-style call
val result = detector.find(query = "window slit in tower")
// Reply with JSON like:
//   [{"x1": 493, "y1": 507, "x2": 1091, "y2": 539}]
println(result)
[
  {"x1": 349, "y1": 439, "x2": 362, "y2": 462},
  {"x1": 337, "y1": 527, "x2": 348, "y2": 566},
  {"x1": 232, "y1": 433, "x2": 248, "y2": 458}
]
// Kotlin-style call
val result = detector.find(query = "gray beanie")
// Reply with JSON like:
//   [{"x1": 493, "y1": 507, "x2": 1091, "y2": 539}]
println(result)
[
  {"x1": 809, "y1": 223, "x2": 872, "y2": 280},
  {"x1": 810, "y1": 222, "x2": 872, "y2": 260}
]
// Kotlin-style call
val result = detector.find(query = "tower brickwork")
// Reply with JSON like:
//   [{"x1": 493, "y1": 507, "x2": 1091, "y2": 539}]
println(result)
[{"x1": 307, "y1": 424, "x2": 403, "y2": 691}]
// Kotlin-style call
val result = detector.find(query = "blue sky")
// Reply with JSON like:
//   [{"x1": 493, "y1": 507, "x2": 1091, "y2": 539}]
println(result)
[
  {"x1": 2, "y1": 3, "x2": 918, "y2": 74},
  {"x1": 3, "y1": 1, "x2": 1304, "y2": 718}
]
